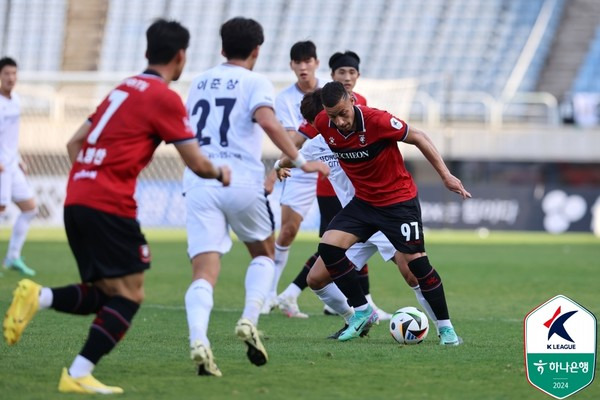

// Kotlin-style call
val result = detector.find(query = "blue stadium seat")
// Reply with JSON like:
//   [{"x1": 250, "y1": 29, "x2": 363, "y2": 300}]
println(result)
[
  {"x1": 1, "y1": 0, "x2": 67, "y2": 71},
  {"x1": 572, "y1": 26, "x2": 600, "y2": 93}
]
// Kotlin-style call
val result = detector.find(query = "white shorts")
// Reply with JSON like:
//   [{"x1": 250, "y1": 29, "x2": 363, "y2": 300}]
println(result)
[
  {"x1": 185, "y1": 185, "x2": 274, "y2": 258},
  {"x1": 346, "y1": 231, "x2": 397, "y2": 270},
  {"x1": 279, "y1": 173, "x2": 317, "y2": 218},
  {"x1": 0, "y1": 165, "x2": 34, "y2": 206}
]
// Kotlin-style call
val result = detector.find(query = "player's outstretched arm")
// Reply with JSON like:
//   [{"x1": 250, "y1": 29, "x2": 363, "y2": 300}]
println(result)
[
  {"x1": 66, "y1": 121, "x2": 91, "y2": 163},
  {"x1": 254, "y1": 107, "x2": 301, "y2": 160},
  {"x1": 404, "y1": 126, "x2": 471, "y2": 199},
  {"x1": 273, "y1": 156, "x2": 328, "y2": 181},
  {"x1": 175, "y1": 140, "x2": 231, "y2": 186}
]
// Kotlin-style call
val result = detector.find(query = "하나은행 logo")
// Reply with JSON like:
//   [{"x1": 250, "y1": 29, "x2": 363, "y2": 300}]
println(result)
[{"x1": 524, "y1": 295, "x2": 597, "y2": 399}]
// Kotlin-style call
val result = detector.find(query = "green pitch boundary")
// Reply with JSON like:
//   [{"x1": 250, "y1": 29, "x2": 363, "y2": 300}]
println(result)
[{"x1": 0, "y1": 227, "x2": 597, "y2": 244}]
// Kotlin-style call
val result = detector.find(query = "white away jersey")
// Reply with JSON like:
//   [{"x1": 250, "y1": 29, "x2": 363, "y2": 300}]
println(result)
[
  {"x1": 299, "y1": 134, "x2": 355, "y2": 206},
  {"x1": 275, "y1": 80, "x2": 323, "y2": 183},
  {"x1": 183, "y1": 63, "x2": 275, "y2": 190},
  {"x1": 0, "y1": 92, "x2": 21, "y2": 168}
]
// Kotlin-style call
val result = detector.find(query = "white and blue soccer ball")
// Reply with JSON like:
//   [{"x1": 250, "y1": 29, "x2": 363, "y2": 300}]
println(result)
[{"x1": 389, "y1": 306, "x2": 429, "y2": 344}]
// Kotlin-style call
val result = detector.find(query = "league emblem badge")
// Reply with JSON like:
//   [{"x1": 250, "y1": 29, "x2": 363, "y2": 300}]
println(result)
[
  {"x1": 524, "y1": 295, "x2": 596, "y2": 399},
  {"x1": 390, "y1": 117, "x2": 403, "y2": 130}
]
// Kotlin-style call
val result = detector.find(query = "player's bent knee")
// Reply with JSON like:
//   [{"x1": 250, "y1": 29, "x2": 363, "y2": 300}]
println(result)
[
  {"x1": 120, "y1": 288, "x2": 145, "y2": 305},
  {"x1": 307, "y1": 268, "x2": 330, "y2": 290},
  {"x1": 278, "y1": 223, "x2": 300, "y2": 245},
  {"x1": 317, "y1": 243, "x2": 346, "y2": 265}
]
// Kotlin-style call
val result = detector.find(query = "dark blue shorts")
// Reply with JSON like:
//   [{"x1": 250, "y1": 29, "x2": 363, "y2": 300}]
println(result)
[
  {"x1": 64, "y1": 205, "x2": 151, "y2": 282},
  {"x1": 327, "y1": 196, "x2": 425, "y2": 254}
]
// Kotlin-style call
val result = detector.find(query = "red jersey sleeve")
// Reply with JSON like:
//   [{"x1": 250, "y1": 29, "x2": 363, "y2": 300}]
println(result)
[
  {"x1": 314, "y1": 110, "x2": 329, "y2": 134},
  {"x1": 374, "y1": 110, "x2": 409, "y2": 142},
  {"x1": 298, "y1": 120, "x2": 319, "y2": 139},
  {"x1": 152, "y1": 90, "x2": 195, "y2": 143}
]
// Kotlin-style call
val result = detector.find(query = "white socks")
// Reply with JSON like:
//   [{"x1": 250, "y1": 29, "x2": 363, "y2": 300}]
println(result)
[
  {"x1": 242, "y1": 256, "x2": 275, "y2": 326},
  {"x1": 412, "y1": 285, "x2": 438, "y2": 327},
  {"x1": 312, "y1": 283, "x2": 352, "y2": 322},
  {"x1": 6, "y1": 209, "x2": 36, "y2": 260},
  {"x1": 268, "y1": 243, "x2": 289, "y2": 298},
  {"x1": 69, "y1": 355, "x2": 95, "y2": 378},
  {"x1": 39, "y1": 287, "x2": 53, "y2": 309},
  {"x1": 279, "y1": 283, "x2": 301, "y2": 300},
  {"x1": 365, "y1": 294, "x2": 378, "y2": 310},
  {"x1": 185, "y1": 279, "x2": 214, "y2": 347},
  {"x1": 437, "y1": 319, "x2": 454, "y2": 330}
]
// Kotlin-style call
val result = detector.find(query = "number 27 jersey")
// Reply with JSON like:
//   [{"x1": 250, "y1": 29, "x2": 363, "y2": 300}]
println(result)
[{"x1": 183, "y1": 63, "x2": 275, "y2": 191}]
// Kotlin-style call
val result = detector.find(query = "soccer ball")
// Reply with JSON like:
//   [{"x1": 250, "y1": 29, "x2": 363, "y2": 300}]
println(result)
[{"x1": 389, "y1": 306, "x2": 429, "y2": 344}]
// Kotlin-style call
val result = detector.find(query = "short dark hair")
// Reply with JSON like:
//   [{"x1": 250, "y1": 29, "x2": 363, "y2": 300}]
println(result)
[
  {"x1": 329, "y1": 51, "x2": 360, "y2": 72},
  {"x1": 221, "y1": 17, "x2": 264, "y2": 60},
  {"x1": 321, "y1": 81, "x2": 349, "y2": 108},
  {"x1": 290, "y1": 41, "x2": 317, "y2": 62},
  {"x1": 300, "y1": 89, "x2": 324, "y2": 123},
  {"x1": 0, "y1": 57, "x2": 17, "y2": 72},
  {"x1": 146, "y1": 19, "x2": 190, "y2": 64}
]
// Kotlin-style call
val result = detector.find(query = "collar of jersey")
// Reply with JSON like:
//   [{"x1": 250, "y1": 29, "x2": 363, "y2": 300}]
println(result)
[
  {"x1": 329, "y1": 105, "x2": 365, "y2": 139},
  {"x1": 141, "y1": 69, "x2": 164, "y2": 80}
]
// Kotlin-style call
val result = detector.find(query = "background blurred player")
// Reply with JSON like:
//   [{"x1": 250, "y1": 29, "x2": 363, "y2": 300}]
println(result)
[
  {"x1": 182, "y1": 19, "x2": 328, "y2": 377},
  {"x1": 261, "y1": 41, "x2": 323, "y2": 316},
  {"x1": 0, "y1": 56, "x2": 36, "y2": 277}
]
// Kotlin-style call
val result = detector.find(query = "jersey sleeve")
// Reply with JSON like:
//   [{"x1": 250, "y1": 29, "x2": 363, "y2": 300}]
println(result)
[
  {"x1": 298, "y1": 120, "x2": 319, "y2": 139},
  {"x1": 249, "y1": 75, "x2": 275, "y2": 118},
  {"x1": 313, "y1": 110, "x2": 329, "y2": 134},
  {"x1": 375, "y1": 110, "x2": 409, "y2": 142},
  {"x1": 274, "y1": 90, "x2": 298, "y2": 131},
  {"x1": 153, "y1": 89, "x2": 196, "y2": 143},
  {"x1": 299, "y1": 136, "x2": 318, "y2": 161}
]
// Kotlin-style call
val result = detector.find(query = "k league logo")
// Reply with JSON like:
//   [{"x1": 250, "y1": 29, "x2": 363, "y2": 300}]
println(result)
[
  {"x1": 545, "y1": 306, "x2": 576, "y2": 346},
  {"x1": 524, "y1": 295, "x2": 597, "y2": 399}
]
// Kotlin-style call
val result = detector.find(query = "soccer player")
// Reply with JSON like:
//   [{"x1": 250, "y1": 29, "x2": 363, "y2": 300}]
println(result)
[
  {"x1": 314, "y1": 81, "x2": 470, "y2": 343},
  {"x1": 261, "y1": 41, "x2": 323, "y2": 317},
  {"x1": 3, "y1": 19, "x2": 229, "y2": 394},
  {"x1": 0, "y1": 57, "x2": 36, "y2": 277},
  {"x1": 182, "y1": 19, "x2": 328, "y2": 377},
  {"x1": 274, "y1": 89, "x2": 448, "y2": 340},
  {"x1": 276, "y1": 50, "x2": 392, "y2": 321}
]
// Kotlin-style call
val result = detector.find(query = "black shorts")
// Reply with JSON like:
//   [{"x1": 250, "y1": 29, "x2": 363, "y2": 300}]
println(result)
[
  {"x1": 327, "y1": 196, "x2": 425, "y2": 254},
  {"x1": 317, "y1": 195, "x2": 343, "y2": 237},
  {"x1": 64, "y1": 205, "x2": 151, "y2": 283}
]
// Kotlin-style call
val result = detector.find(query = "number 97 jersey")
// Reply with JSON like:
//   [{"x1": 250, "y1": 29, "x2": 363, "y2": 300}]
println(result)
[{"x1": 183, "y1": 64, "x2": 276, "y2": 191}]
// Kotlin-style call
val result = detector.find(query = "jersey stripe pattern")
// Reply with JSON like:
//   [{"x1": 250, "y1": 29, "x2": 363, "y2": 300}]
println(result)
[{"x1": 314, "y1": 105, "x2": 417, "y2": 206}]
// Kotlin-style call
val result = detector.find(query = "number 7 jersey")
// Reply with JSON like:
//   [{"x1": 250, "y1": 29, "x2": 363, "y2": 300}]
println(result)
[
  {"x1": 183, "y1": 63, "x2": 276, "y2": 191},
  {"x1": 65, "y1": 71, "x2": 196, "y2": 219}
]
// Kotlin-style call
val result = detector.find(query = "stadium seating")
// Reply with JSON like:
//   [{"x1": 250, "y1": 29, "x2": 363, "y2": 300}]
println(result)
[
  {"x1": 0, "y1": 0, "x2": 568, "y2": 98},
  {"x1": 572, "y1": 26, "x2": 600, "y2": 93},
  {"x1": 1, "y1": 0, "x2": 67, "y2": 71},
  {"x1": 0, "y1": 0, "x2": 586, "y2": 123}
]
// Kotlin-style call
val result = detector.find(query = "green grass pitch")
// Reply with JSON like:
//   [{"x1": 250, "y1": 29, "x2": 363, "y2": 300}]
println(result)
[{"x1": 0, "y1": 229, "x2": 598, "y2": 400}]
